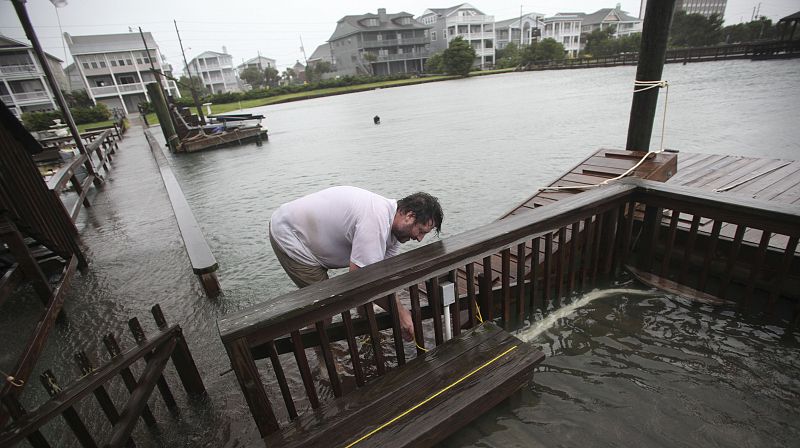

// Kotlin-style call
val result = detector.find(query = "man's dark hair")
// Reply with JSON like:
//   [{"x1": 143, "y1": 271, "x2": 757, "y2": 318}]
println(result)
[{"x1": 397, "y1": 192, "x2": 443, "y2": 234}]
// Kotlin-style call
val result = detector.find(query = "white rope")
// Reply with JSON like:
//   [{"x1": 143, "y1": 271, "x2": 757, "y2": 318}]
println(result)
[{"x1": 540, "y1": 80, "x2": 670, "y2": 193}]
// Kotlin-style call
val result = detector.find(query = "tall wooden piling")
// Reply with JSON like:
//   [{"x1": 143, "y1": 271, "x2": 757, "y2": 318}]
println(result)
[
  {"x1": 145, "y1": 82, "x2": 179, "y2": 152},
  {"x1": 625, "y1": 0, "x2": 677, "y2": 152}
]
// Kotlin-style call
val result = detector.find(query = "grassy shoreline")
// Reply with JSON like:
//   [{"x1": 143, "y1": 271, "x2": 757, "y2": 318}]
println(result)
[{"x1": 139, "y1": 69, "x2": 515, "y2": 126}]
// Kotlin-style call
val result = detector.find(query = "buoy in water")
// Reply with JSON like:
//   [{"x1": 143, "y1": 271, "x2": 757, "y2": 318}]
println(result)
[{"x1": 373, "y1": 115, "x2": 380, "y2": 125}]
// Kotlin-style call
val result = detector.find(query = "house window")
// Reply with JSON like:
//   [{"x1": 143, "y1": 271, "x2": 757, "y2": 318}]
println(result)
[
  {"x1": 82, "y1": 62, "x2": 90, "y2": 69},
  {"x1": 432, "y1": 31, "x2": 437, "y2": 41},
  {"x1": 95, "y1": 80, "x2": 105, "y2": 87},
  {"x1": 110, "y1": 60, "x2": 117, "y2": 67},
  {"x1": 119, "y1": 75, "x2": 135, "y2": 84},
  {"x1": 118, "y1": 60, "x2": 125, "y2": 66},
  {"x1": 126, "y1": 59, "x2": 132, "y2": 65},
  {"x1": 99, "y1": 61, "x2": 106, "y2": 68},
  {"x1": 90, "y1": 62, "x2": 98, "y2": 69},
  {"x1": 136, "y1": 58, "x2": 143, "y2": 64}
]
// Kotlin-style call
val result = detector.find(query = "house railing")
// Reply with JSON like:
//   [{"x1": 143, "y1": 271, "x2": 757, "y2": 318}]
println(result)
[
  {"x1": 0, "y1": 64, "x2": 37, "y2": 74},
  {"x1": 363, "y1": 37, "x2": 428, "y2": 48},
  {"x1": 90, "y1": 85, "x2": 119, "y2": 96},
  {"x1": 10, "y1": 91, "x2": 49, "y2": 102},
  {"x1": 374, "y1": 51, "x2": 432, "y2": 62},
  {"x1": 219, "y1": 178, "x2": 799, "y2": 438}
]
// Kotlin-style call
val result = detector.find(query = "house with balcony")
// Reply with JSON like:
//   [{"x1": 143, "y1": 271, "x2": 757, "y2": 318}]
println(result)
[
  {"x1": 495, "y1": 12, "x2": 545, "y2": 50},
  {"x1": 64, "y1": 32, "x2": 179, "y2": 116},
  {"x1": 328, "y1": 8, "x2": 432, "y2": 76},
  {"x1": 542, "y1": 14, "x2": 584, "y2": 57},
  {"x1": 236, "y1": 56, "x2": 276, "y2": 72},
  {"x1": 187, "y1": 49, "x2": 241, "y2": 94},
  {"x1": 417, "y1": 3, "x2": 495, "y2": 68},
  {"x1": 0, "y1": 36, "x2": 67, "y2": 118},
  {"x1": 581, "y1": 7, "x2": 642, "y2": 37}
]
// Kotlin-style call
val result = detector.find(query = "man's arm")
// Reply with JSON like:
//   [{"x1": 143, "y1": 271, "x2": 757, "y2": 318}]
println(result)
[{"x1": 350, "y1": 263, "x2": 415, "y2": 342}]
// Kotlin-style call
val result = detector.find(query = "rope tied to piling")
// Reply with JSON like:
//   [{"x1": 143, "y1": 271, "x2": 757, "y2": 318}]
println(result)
[
  {"x1": 1, "y1": 369, "x2": 24, "y2": 387},
  {"x1": 539, "y1": 79, "x2": 670, "y2": 193}
]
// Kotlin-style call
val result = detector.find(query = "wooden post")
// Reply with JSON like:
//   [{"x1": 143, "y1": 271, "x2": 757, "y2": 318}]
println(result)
[
  {"x1": 150, "y1": 305, "x2": 206, "y2": 396},
  {"x1": 145, "y1": 83, "x2": 179, "y2": 152},
  {"x1": 625, "y1": 0, "x2": 677, "y2": 152}
]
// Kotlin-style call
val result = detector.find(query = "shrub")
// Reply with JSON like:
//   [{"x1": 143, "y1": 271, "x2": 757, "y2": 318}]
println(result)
[{"x1": 21, "y1": 110, "x2": 63, "y2": 131}]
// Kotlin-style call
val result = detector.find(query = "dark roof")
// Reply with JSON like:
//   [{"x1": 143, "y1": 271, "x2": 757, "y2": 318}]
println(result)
[
  {"x1": 779, "y1": 11, "x2": 800, "y2": 22},
  {"x1": 0, "y1": 35, "x2": 63, "y2": 61},
  {"x1": 308, "y1": 44, "x2": 332, "y2": 62},
  {"x1": 421, "y1": 4, "x2": 486, "y2": 18},
  {"x1": 329, "y1": 10, "x2": 430, "y2": 41},
  {"x1": 582, "y1": 8, "x2": 639, "y2": 26}
]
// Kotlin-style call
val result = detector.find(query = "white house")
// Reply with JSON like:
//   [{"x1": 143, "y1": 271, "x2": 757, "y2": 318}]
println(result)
[
  {"x1": 187, "y1": 49, "x2": 241, "y2": 94},
  {"x1": 495, "y1": 12, "x2": 546, "y2": 50},
  {"x1": 0, "y1": 36, "x2": 67, "y2": 118},
  {"x1": 64, "y1": 32, "x2": 180, "y2": 115},
  {"x1": 542, "y1": 14, "x2": 583, "y2": 57},
  {"x1": 236, "y1": 55, "x2": 276, "y2": 72},
  {"x1": 418, "y1": 3, "x2": 496, "y2": 68}
]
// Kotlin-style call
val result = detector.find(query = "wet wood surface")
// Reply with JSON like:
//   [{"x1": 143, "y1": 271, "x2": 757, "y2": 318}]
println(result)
[{"x1": 263, "y1": 322, "x2": 544, "y2": 448}]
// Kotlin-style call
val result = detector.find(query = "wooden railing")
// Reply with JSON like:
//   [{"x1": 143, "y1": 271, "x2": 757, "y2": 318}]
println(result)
[
  {"x1": 0, "y1": 305, "x2": 206, "y2": 448},
  {"x1": 219, "y1": 178, "x2": 800, "y2": 438}
]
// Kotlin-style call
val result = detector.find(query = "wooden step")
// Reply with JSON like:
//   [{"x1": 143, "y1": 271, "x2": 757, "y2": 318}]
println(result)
[{"x1": 264, "y1": 322, "x2": 544, "y2": 448}]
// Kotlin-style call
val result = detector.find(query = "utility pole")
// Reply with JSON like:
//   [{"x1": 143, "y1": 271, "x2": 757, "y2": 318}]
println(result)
[
  {"x1": 174, "y1": 19, "x2": 205, "y2": 123},
  {"x1": 519, "y1": 5, "x2": 524, "y2": 46},
  {"x1": 11, "y1": 0, "x2": 102, "y2": 186},
  {"x1": 755, "y1": 2, "x2": 761, "y2": 19},
  {"x1": 625, "y1": 0, "x2": 677, "y2": 152}
]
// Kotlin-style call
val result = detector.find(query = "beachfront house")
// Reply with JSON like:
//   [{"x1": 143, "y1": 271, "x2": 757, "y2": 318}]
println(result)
[
  {"x1": 581, "y1": 6, "x2": 643, "y2": 37},
  {"x1": 327, "y1": 8, "x2": 432, "y2": 76},
  {"x1": 640, "y1": 0, "x2": 728, "y2": 19},
  {"x1": 542, "y1": 14, "x2": 583, "y2": 57},
  {"x1": 187, "y1": 49, "x2": 241, "y2": 94},
  {"x1": 417, "y1": 3, "x2": 496, "y2": 68},
  {"x1": 494, "y1": 12, "x2": 546, "y2": 50},
  {"x1": 237, "y1": 55, "x2": 276, "y2": 72},
  {"x1": 64, "y1": 32, "x2": 179, "y2": 116},
  {"x1": 0, "y1": 36, "x2": 67, "y2": 118}
]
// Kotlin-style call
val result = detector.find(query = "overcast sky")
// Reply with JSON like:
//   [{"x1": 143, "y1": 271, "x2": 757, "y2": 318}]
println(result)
[{"x1": 1, "y1": 0, "x2": 797, "y2": 73}]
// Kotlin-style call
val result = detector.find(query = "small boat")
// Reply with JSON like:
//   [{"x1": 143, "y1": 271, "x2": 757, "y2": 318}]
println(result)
[{"x1": 205, "y1": 113, "x2": 265, "y2": 131}]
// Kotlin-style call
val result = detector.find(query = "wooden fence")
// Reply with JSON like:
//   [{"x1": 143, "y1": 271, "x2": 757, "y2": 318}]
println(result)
[
  {"x1": 0, "y1": 305, "x2": 206, "y2": 448},
  {"x1": 218, "y1": 178, "x2": 799, "y2": 438}
]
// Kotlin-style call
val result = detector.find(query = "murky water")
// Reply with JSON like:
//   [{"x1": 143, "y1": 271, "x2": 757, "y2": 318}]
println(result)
[{"x1": 2, "y1": 59, "x2": 799, "y2": 447}]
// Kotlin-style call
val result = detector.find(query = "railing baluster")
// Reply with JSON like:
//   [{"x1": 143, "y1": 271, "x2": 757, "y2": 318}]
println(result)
[
  {"x1": 428, "y1": 277, "x2": 444, "y2": 345},
  {"x1": 225, "y1": 337, "x2": 279, "y2": 437},
  {"x1": 465, "y1": 263, "x2": 477, "y2": 329},
  {"x1": 409, "y1": 285, "x2": 426, "y2": 355},
  {"x1": 289, "y1": 330, "x2": 319, "y2": 408},
  {"x1": 660, "y1": 210, "x2": 681, "y2": 277},
  {"x1": 127, "y1": 317, "x2": 177, "y2": 409},
  {"x1": 266, "y1": 340, "x2": 297, "y2": 419},
  {"x1": 543, "y1": 233, "x2": 553, "y2": 306},
  {"x1": 618, "y1": 200, "x2": 636, "y2": 271},
  {"x1": 448, "y1": 270, "x2": 462, "y2": 337},
  {"x1": 73, "y1": 352, "x2": 125, "y2": 432},
  {"x1": 530, "y1": 237, "x2": 541, "y2": 313},
  {"x1": 556, "y1": 227, "x2": 566, "y2": 304},
  {"x1": 501, "y1": 248, "x2": 511, "y2": 326},
  {"x1": 640, "y1": 205, "x2": 662, "y2": 272},
  {"x1": 150, "y1": 305, "x2": 205, "y2": 396},
  {"x1": 766, "y1": 236, "x2": 798, "y2": 317},
  {"x1": 678, "y1": 214, "x2": 702, "y2": 284},
  {"x1": 581, "y1": 217, "x2": 594, "y2": 290},
  {"x1": 516, "y1": 243, "x2": 526, "y2": 322},
  {"x1": 568, "y1": 222, "x2": 579, "y2": 294},
  {"x1": 40, "y1": 370, "x2": 98, "y2": 448},
  {"x1": 386, "y1": 293, "x2": 406, "y2": 366},
  {"x1": 590, "y1": 213, "x2": 604, "y2": 287},
  {"x1": 314, "y1": 321, "x2": 343, "y2": 396},
  {"x1": 743, "y1": 230, "x2": 771, "y2": 311},
  {"x1": 102, "y1": 333, "x2": 157, "y2": 427},
  {"x1": 603, "y1": 208, "x2": 620, "y2": 277},
  {"x1": 480, "y1": 256, "x2": 494, "y2": 320},
  {"x1": 361, "y1": 303, "x2": 386, "y2": 375},
  {"x1": 698, "y1": 220, "x2": 723, "y2": 292},
  {"x1": 718, "y1": 224, "x2": 746, "y2": 301}
]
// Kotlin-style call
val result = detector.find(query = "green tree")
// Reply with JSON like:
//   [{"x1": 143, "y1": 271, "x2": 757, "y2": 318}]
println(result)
[
  {"x1": 669, "y1": 11, "x2": 724, "y2": 47},
  {"x1": 520, "y1": 38, "x2": 565, "y2": 65},
  {"x1": 264, "y1": 67, "x2": 280, "y2": 87},
  {"x1": 583, "y1": 28, "x2": 617, "y2": 57},
  {"x1": 424, "y1": 52, "x2": 444, "y2": 73},
  {"x1": 443, "y1": 36, "x2": 476, "y2": 76},
  {"x1": 282, "y1": 68, "x2": 298, "y2": 84},
  {"x1": 239, "y1": 66, "x2": 266, "y2": 88},
  {"x1": 496, "y1": 42, "x2": 521, "y2": 68},
  {"x1": 722, "y1": 17, "x2": 777, "y2": 43},
  {"x1": 306, "y1": 61, "x2": 332, "y2": 83},
  {"x1": 177, "y1": 75, "x2": 209, "y2": 98},
  {"x1": 63, "y1": 89, "x2": 93, "y2": 108}
]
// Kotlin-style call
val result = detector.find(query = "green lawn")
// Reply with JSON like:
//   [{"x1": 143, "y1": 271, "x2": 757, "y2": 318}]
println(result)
[
  {"x1": 118, "y1": 72, "x2": 503, "y2": 127},
  {"x1": 77, "y1": 119, "x2": 115, "y2": 132}
]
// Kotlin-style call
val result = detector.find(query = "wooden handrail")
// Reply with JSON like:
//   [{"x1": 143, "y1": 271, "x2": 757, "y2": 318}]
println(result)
[{"x1": 46, "y1": 153, "x2": 88, "y2": 191}]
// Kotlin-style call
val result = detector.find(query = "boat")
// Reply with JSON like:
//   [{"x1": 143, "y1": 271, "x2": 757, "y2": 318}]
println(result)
[{"x1": 205, "y1": 113, "x2": 265, "y2": 131}]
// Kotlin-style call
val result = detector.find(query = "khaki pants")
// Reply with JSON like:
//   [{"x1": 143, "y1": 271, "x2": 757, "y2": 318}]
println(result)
[{"x1": 269, "y1": 224, "x2": 328, "y2": 288}]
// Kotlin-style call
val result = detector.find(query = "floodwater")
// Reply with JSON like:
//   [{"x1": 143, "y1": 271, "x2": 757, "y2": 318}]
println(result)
[{"x1": 2, "y1": 59, "x2": 799, "y2": 447}]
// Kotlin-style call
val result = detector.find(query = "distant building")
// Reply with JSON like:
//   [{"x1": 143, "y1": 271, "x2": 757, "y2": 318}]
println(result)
[
  {"x1": 495, "y1": 12, "x2": 545, "y2": 50},
  {"x1": 292, "y1": 60, "x2": 306, "y2": 83},
  {"x1": 675, "y1": 0, "x2": 727, "y2": 19},
  {"x1": 418, "y1": 3, "x2": 496, "y2": 68},
  {"x1": 187, "y1": 49, "x2": 241, "y2": 94},
  {"x1": 328, "y1": 8, "x2": 432, "y2": 76},
  {"x1": 581, "y1": 7, "x2": 642, "y2": 37},
  {"x1": 64, "y1": 32, "x2": 179, "y2": 115},
  {"x1": 308, "y1": 44, "x2": 333, "y2": 67},
  {"x1": 0, "y1": 36, "x2": 67, "y2": 118},
  {"x1": 237, "y1": 55, "x2": 276, "y2": 72},
  {"x1": 542, "y1": 14, "x2": 583, "y2": 57}
]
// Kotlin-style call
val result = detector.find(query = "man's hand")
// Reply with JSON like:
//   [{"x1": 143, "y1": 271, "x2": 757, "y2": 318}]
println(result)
[{"x1": 398, "y1": 304, "x2": 415, "y2": 342}]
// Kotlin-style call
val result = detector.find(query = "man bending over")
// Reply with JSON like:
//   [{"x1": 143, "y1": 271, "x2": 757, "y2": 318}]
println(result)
[{"x1": 269, "y1": 186, "x2": 443, "y2": 341}]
